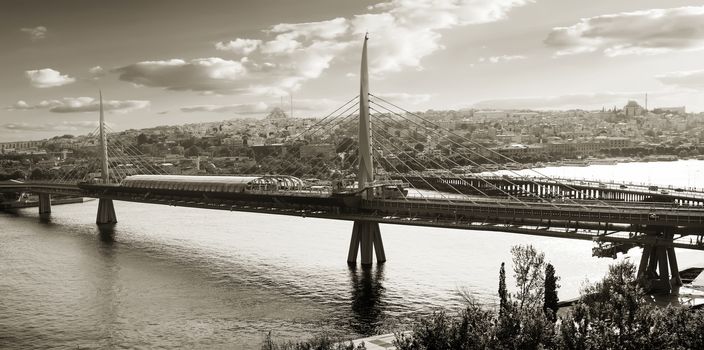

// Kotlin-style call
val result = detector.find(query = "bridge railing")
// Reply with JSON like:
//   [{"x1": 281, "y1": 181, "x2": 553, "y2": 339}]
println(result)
[
  {"x1": 245, "y1": 188, "x2": 333, "y2": 197},
  {"x1": 363, "y1": 197, "x2": 704, "y2": 225},
  {"x1": 443, "y1": 174, "x2": 704, "y2": 200},
  {"x1": 519, "y1": 175, "x2": 704, "y2": 196}
]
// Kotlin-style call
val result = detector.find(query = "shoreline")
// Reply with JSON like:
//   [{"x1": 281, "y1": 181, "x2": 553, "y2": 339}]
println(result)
[
  {"x1": 443, "y1": 154, "x2": 698, "y2": 176},
  {"x1": 0, "y1": 196, "x2": 85, "y2": 210},
  {"x1": 498, "y1": 154, "x2": 690, "y2": 171}
]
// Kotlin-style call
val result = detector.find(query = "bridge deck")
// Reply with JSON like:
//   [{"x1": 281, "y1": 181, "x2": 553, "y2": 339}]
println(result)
[{"x1": 3, "y1": 181, "x2": 704, "y2": 251}]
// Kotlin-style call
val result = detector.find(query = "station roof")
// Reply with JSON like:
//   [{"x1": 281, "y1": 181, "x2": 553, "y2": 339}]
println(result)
[
  {"x1": 123, "y1": 175, "x2": 262, "y2": 184},
  {"x1": 121, "y1": 175, "x2": 306, "y2": 189}
]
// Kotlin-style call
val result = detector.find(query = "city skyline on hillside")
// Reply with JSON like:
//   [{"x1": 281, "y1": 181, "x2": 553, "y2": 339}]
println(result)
[{"x1": 2, "y1": 0, "x2": 704, "y2": 141}]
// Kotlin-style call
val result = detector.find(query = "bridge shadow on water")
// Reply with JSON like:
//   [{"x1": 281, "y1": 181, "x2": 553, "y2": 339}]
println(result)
[
  {"x1": 348, "y1": 263, "x2": 387, "y2": 335},
  {"x1": 2, "y1": 208, "x2": 55, "y2": 226},
  {"x1": 1, "y1": 208, "x2": 32, "y2": 219}
]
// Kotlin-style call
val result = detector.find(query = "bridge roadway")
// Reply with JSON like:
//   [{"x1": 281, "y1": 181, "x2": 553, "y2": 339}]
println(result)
[{"x1": 2, "y1": 181, "x2": 704, "y2": 251}]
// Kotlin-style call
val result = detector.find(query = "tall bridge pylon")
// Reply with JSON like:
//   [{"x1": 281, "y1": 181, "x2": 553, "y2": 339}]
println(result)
[
  {"x1": 358, "y1": 33, "x2": 373, "y2": 192},
  {"x1": 348, "y1": 34, "x2": 385, "y2": 265},
  {"x1": 96, "y1": 91, "x2": 117, "y2": 225}
]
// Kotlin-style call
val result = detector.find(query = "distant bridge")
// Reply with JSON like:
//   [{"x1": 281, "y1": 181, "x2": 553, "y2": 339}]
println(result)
[
  {"x1": 401, "y1": 175, "x2": 704, "y2": 205},
  {"x1": 1, "y1": 35, "x2": 702, "y2": 295}
]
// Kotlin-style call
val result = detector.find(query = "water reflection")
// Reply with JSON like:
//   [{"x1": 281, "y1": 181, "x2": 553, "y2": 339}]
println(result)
[
  {"x1": 2, "y1": 208, "x2": 22, "y2": 217},
  {"x1": 98, "y1": 224, "x2": 117, "y2": 244},
  {"x1": 39, "y1": 213, "x2": 51, "y2": 223},
  {"x1": 95, "y1": 224, "x2": 121, "y2": 347},
  {"x1": 348, "y1": 264, "x2": 386, "y2": 335}
]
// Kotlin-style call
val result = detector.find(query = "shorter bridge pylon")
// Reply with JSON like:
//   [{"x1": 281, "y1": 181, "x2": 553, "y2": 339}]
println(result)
[
  {"x1": 96, "y1": 198, "x2": 117, "y2": 225},
  {"x1": 637, "y1": 228, "x2": 682, "y2": 293},
  {"x1": 348, "y1": 221, "x2": 386, "y2": 265},
  {"x1": 39, "y1": 193, "x2": 51, "y2": 217}
]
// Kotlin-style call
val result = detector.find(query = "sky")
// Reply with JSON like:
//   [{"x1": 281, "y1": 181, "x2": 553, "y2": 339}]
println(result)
[{"x1": 1, "y1": 0, "x2": 704, "y2": 141}]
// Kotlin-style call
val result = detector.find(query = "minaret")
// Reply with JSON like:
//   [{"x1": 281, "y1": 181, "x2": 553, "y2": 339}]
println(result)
[
  {"x1": 99, "y1": 90, "x2": 109, "y2": 184},
  {"x1": 357, "y1": 33, "x2": 373, "y2": 191}
]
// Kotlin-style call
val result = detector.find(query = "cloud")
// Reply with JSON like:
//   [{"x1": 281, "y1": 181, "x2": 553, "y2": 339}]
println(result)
[
  {"x1": 472, "y1": 92, "x2": 648, "y2": 110},
  {"x1": 89, "y1": 66, "x2": 106, "y2": 79},
  {"x1": 375, "y1": 92, "x2": 431, "y2": 105},
  {"x1": 355, "y1": 0, "x2": 532, "y2": 73},
  {"x1": 656, "y1": 69, "x2": 704, "y2": 90},
  {"x1": 258, "y1": 17, "x2": 350, "y2": 56},
  {"x1": 122, "y1": 0, "x2": 529, "y2": 95},
  {"x1": 9, "y1": 99, "x2": 61, "y2": 110},
  {"x1": 270, "y1": 17, "x2": 350, "y2": 41},
  {"x1": 115, "y1": 43, "x2": 349, "y2": 95},
  {"x1": 25, "y1": 68, "x2": 76, "y2": 88},
  {"x1": 180, "y1": 102, "x2": 268, "y2": 114},
  {"x1": 478, "y1": 55, "x2": 526, "y2": 63},
  {"x1": 20, "y1": 26, "x2": 47, "y2": 41},
  {"x1": 260, "y1": 34, "x2": 303, "y2": 55},
  {"x1": 2, "y1": 121, "x2": 101, "y2": 132},
  {"x1": 114, "y1": 58, "x2": 248, "y2": 93},
  {"x1": 545, "y1": 6, "x2": 704, "y2": 57},
  {"x1": 179, "y1": 98, "x2": 337, "y2": 115},
  {"x1": 215, "y1": 38, "x2": 262, "y2": 55},
  {"x1": 8, "y1": 97, "x2": 150, "y2": 113}
]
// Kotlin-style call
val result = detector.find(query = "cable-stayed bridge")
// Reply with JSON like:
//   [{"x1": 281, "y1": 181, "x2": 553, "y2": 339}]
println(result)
[{"x1": 2, "y1": 36, "x2": 703, "y2": 294}]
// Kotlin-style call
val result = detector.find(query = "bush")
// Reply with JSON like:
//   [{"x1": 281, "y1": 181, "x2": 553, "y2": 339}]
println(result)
[
  {"x1": 394, "y1": 301, "x2": 494, "y2": 350},
  {"x1": 394, "y1": 259, "x2": 704, "y2": 349},
  {"x1": 272, "y1": 255, "x2": 704, "y2": 349},
  {"x1": 262, "y1": 332, "x2": 365, "y2": 350}
]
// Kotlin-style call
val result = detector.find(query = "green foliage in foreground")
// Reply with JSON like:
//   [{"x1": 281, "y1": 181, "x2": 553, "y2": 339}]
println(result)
[
  {"x1": 261, "y1": 332, "x2": 365, "y2": 350},
  {"x1": 395, "y1": 261, "x2": 704, "y2": 350},
  {"x1": 265, "y1": 245, "x2": 704, "y2": 350}
]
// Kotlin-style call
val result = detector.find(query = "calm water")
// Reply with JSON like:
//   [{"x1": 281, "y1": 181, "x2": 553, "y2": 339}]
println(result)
[{"x1": 2, "y1": 160, "x2": 704, "y2": 349}]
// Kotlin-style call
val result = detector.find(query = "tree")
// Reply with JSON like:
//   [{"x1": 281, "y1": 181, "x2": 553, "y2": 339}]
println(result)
[
  {"x1": 185, "y1": 145, "x2": 202, "y2": 157},
  {"x1": 390, "y1": 251, "x2": 704, "y2": 350},
  {"x1": 336, "y1": 137, "x2": 357, "y2": 154},
  {"x1": 137, "y1": 133, "x2": 149, "y2": 145},
  {"x1": 543, "y1": 263, "x2": 560, "y2": 321},
  {"x1": 498, "y1": 262, "x2": 508, "y2": 315},
  {"x1": 10, "y1": 170, "x2": 26, "y2": 180},
  {"x1": 30, "y1": 168, "x2": 47, "y2": 180},
  {"x1": 511, "y1": 244, "x2": 546, "y2": 310}
]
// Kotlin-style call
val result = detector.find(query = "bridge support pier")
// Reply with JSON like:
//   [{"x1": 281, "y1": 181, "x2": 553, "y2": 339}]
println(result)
[
  {"x1": 637, "y1": 228, "x2": 682, "y2": 293},
  {"x1": 348, "y1": 221, "x2": 385, "y2": 265},
  {"x1": 96, "y1": 198, "x2": 117, "y2": 225},
  {"x1": 38, "y1": 193, "x2": 51, "y2": 217}
]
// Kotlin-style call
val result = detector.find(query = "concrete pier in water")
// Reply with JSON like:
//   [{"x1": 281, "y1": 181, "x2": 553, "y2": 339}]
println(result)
[
  {"x1": 38, "y1": 193, "x2": 51, "y2": 218},
  {"x1": 348, "y1": 221, "x2": 386, "y2": 265},
  {"x1": 637, "y1": 228, "x2": 683, "y2": 293}
]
